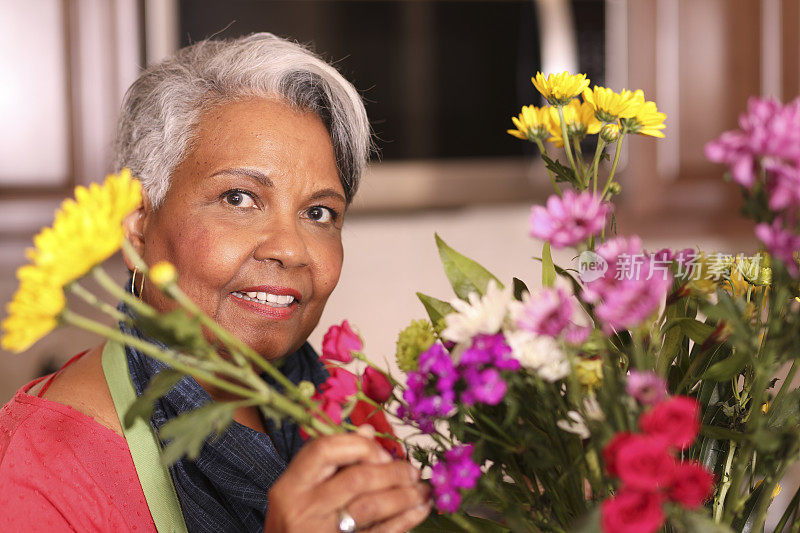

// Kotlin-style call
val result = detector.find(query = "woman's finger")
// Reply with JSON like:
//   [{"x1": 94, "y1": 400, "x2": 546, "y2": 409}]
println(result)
[
  {"x1": 314, "y1": 460, "x2": 420, "y2": 510},
  {"x1": 286, "y1": 434, "x2": 392, "y2": 487},
  {"x1": 359, "y1": 501, "x2": 433, "y2": 533},
  {"x1": 344, "y1": 483, "x2": 430, "y2": 529}
]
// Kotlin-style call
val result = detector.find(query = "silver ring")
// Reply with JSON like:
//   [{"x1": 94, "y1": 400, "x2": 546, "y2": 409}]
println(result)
[{"x1": 337, "y1": 508, "x2": 357, "y2": 533}]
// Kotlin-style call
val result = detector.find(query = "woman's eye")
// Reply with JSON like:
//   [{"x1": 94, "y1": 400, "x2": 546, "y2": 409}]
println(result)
[
  {"x1": 222, "y1": 190, "x2": 257, "y2": 209},
  {"x1": 307, "y1": 206, "x2": 337, "y2": 224}
]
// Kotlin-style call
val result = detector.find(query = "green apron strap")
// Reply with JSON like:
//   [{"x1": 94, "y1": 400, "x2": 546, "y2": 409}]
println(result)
[{"x1": 102, "y1": 341, "x2": 189, "y2": 533}]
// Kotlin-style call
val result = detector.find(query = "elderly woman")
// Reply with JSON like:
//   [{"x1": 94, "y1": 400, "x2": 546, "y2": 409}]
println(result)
[{"x1": 0, "y1": 34, "x2": 430, "y2": 532}]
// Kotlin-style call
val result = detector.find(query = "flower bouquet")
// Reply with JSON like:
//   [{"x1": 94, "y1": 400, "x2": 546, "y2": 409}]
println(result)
[{"x1": 5, "y1": 72, "x2": 800, "y2": 533}]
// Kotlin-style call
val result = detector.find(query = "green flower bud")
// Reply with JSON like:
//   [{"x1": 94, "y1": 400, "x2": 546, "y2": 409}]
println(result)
[
  {"x1": 395, "y1": 319, "x2": 436, "y2": 372},
  {"x1": 297, "y1": 380, "x2": 317, "y2": 399}
]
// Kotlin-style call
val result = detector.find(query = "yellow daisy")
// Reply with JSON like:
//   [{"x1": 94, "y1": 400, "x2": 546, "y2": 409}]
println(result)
[
  {"x1": 507, "y1": 105, "x2": 550, "y2": 142},
  {"x1": 26, "y1": 169, "x2": 143, "y2": 288},
  {"x1": 621, "y1": 91, "x2": 666, "y2": 138},
  {"x1": 545, "y1": 100, "x2": 601, "y2": 147},
  {"x1": 1, "y1": 265, "x2": 66, "y2": 352},
  {"x1": 582, "y1": 86, "x2": 642, "y2": 122},
  {"x1": 532, "y1": 71, "x2": 591, "y2": 106}
]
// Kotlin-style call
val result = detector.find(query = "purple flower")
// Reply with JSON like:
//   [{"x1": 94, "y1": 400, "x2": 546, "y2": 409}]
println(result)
[
  {"x1": 626, "y1": 370, "x2": 668, "y2": 406},
  {"x1": 706, "y1": 97, "x2": 800, "y2": 199},
  {"x1": 765, "y1": 161, "x2": 800, "y2": 212},
  {"x1": 513, "y1": 280, "x2": 590, "y2": 342},
  {"x1": 399, "y1": 344, "x2": 458, "y2": 433},
  {"x1": 755, "y1": 218, "x2": 800, "y2": 277},
  {"x1": 529, "y1": 191, "x2": 611, "y2": 249},
  {"x1": 460, "y1": 367, "x2": 507, "y2": 406},
  {"x1": 581, "y1": 236, "x2": 673, "y2": 334},
  {"x1": 430, "y1": 444, "x2": 481, "y2": 513},
  {"x1": 460, "y1": 333, "x2": 519, "y2": 371}
]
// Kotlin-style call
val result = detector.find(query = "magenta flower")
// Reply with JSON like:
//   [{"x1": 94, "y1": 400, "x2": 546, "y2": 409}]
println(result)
[
  {"x1": 513, "y1": 280, "x2": 590, "y2": 342},
  {"x1": 626, "y1": 370, "x2": 668, "y2": 406},
  {"x1": 706, "y1": 97, "x2": 800, "y2": 189},
  {"x1": 765, "y1": 161, "x2": 800, "y2": 212},
  {"x1": 581, "y1": 236, "x2": 673, "y2": 334},
  {"x1": 755, "y1": 218, "x2": 800, "y2": 277},
  {"x1": 398, "y1": 344, "x2": 458, "y2": 433},
  {"x1": 430, "y1": 444, "x2": 481, "y2": 513},
  {"x1": 529, "y1": 190, "x2": 611, "y2": 248}
]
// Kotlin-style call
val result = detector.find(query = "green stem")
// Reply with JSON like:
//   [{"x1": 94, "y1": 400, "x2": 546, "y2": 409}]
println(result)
[
  {"x1": 535, "y1": 138, "x2": 562, "y2": 197},
  {"x1": 68, "y1": 282, "x2": 129, "y2": 322},
  {"x1": 600, "y1": 133, "x2": 626, "y2": 200},
  {"x1": 557, "y1": 106, "x2": 580, "y2": 181},
  {"x1": 714, "y1": 440, "x2": 738, "y2": 523},
  {"x1": 589, "y1": 138, "x2": 607, "y2": 195},
  {"x1": 92, "y1": 264, "x2": 157, "y2": 319},
  {"x1": 60, "y1": 309, "x2": 338, "y2": 436},
  {"x1": 773, "y1": 360, "x2": 798, "y2": 408}
]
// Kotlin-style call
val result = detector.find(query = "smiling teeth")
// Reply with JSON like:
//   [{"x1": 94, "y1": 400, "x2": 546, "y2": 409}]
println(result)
[{"x1": 234, "y1": 291, "x2": 295, "y2": 307}]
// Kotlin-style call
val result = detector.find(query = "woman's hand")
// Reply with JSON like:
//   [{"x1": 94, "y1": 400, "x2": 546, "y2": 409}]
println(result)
[{"x1": 265, "y1": 431, "x2": 431, "y2": 532}]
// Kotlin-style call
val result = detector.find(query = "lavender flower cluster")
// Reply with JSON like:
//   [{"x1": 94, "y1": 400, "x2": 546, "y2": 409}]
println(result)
[
  {"x1": 398, "y1": 334, "x2": 519, "y2": 433},
  {"x1": 706, "y1": 97, "x2": 800, "y2": 276},
  {"x1": 430, "y1": 444, "x2": 482, "y2": 513}
]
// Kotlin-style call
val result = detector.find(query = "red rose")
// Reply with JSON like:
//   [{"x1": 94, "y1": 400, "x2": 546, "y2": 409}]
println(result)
[
  {"x1": 350, "y1": 400, "x2": 405, "y2": 458},
  {"x1": 603, "y1": 431, "x2": 635, "y2": 477},
  {"x1": 362, "y1": 367, "x2": 393, "y2": 404},
  {"x1": 639, "y1": 396, "x2": 700, "y2": 450},
  {"x1": 602, "y1": 491, "x2": 665, "y2": 533},
  {"x1": 321, "y1": 320, "x2": 362, "y2": 363},
  {"x1": 668, "y1": 461, "x2": 715, "y2": 508},
  {"x1": 616, "y1": 435, "x2": 677, "y2": 491},
  {"x1": 320, "y1": 367, "x2": 358, "y2": 403}
]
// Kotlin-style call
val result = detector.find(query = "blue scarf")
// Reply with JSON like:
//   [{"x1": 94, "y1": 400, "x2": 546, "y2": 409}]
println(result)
[{"x1": 118, "y1": 302, "x2": 329, "y2": 532}]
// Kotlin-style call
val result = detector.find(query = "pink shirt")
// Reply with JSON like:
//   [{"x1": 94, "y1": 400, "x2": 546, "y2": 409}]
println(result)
[{"x1": 0, "y1": 377, "x2": 157, "y2": 532}]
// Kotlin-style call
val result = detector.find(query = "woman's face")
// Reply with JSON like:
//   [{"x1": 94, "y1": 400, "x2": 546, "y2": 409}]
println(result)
[{"x1": 130, "y1": 97, "x2": 345, "y2": 360}]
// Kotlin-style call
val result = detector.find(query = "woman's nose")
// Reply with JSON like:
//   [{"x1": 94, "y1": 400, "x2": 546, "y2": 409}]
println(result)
[{"x1": 252, "y1": 217, "x2": 310, "y2": 268}]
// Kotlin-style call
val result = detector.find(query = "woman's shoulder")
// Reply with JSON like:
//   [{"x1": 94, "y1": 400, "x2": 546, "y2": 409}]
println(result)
[{"x1": 0, "y1": 366, "x2": 155, "y2": 531}]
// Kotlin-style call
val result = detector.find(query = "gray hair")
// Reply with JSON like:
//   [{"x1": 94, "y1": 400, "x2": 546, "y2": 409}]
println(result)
[{"x1": 114, "y1": 33, "x2": 370, "y2": 206}]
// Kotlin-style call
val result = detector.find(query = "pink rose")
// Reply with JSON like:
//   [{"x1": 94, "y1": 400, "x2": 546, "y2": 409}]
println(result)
[
  {"x1": 602, "y1": 431, "x2": 635, "y2": 477},
  {"x1": 668, "y1": 461, "x2": 715, "y2": 509},
  {"x1": 639, "y1": 396, "x2": 700, "y2": 450},
  {"x1": 362, "y1": 367, "x2": 393, "y2": 404},
  {"x1": 616, "y1": 435, "x2": 677, "y2": 491},
  {"x1": 322, "y1": 320, "x2": 362, "y2": 363},
  {"x1": 602, "y1": 491, "x2": 665, "y2": 533},
  {"x1": 320, "y1": 367, "x2": 358, "y2": 403}
]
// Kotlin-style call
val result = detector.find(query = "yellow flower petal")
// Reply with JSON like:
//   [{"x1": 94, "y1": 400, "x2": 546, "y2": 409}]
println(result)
[
  {"x1": 1, "y1": 265, "x2": 66, "y2": 352},
  {"x1": 583, "y1": 86, "x2": 642, "y2": 122},
  {"x1": 545, "y1": 100, "x2": 601, "y2": 147},
  {"x1": 507, "y1": 105, "x2": 550, "y2": 142},
  {"x1": 532, "y1": 71, "x2": 591, "y2": 106},
  {"x1": 622, "y1": 92, "x2": 667, "y2": 137}
]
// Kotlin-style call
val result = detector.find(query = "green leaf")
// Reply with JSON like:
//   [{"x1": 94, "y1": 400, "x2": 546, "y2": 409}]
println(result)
[
  {"x1": 411, "y1": 513, "x2": 509, "y2": 533},
  {"x1": 435, "y1": 234, "x2": 503, "y2": 300},
  {"x1": 541, "y1": 242, "x2": 556, "y2": 287},
  {"x1": 700, "y1": 425, "x2": 749, "y2": 441},
  {"x1": 123, "y1": 369, "x2": 184, "y2": 429},
  {"x1": 662, "y1": 318, "x2": 717, "y2": 345},
  {"x1": 135, "y1": 309, "x2": 211, "y2": 357},
  {"x1": 672, "y1": 510, "x2": 735, "y2": 532},
  {"x1": 767, "y1": 388, "x2": 800, "y2": 435},
  {"x1": 658, "y1": 305, "x2": 684, "y2": 375},
  {"x1": 417, "y1": 292, "x2": 455, "y2": 325},
  {"x1": 541, "y1": 153, "x2": 582, "y2": 187},
  {"x1": 701, "y1": 348, "x2": 751, "y2": 381},
  {"x1": 158, "y1": 402, "x2": 238, "y2": 465},
  {"x1": 512, "y1": 277, "x2": 529, "y2": 301}
]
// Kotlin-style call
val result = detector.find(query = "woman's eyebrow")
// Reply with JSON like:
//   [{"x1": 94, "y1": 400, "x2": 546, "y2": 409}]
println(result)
[
  {"x1": 209, "y1": 167, "x2": 273, "y2": 187},
  {"x1": 309, "y1": 188, "x2": 346, "y2": 203}
]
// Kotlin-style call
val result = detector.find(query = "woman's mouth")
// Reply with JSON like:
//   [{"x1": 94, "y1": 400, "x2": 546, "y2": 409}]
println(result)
[
  {"x1": 229, "y1": 286, "x2": 302, "y2": 319},
  {"x1": 231, "y1": 291, "x2": 295, "y2": 307}
]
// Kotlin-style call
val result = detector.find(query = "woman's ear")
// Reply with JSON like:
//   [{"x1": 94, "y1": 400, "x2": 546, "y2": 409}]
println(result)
[{"x1": 121, "y1": 192, "x2": 152, "y2": 271}]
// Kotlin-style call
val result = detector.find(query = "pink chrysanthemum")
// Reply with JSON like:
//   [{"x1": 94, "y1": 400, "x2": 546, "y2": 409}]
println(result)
[
  {"x1": 581, "y1": 236, "x2": 673, "y2": 334},
  {"x1": 755, "y1": 218, "x2": 800, "y2": 277},
  {"x1": 529, "y1": 191, "x2": 610, "y2": 249}
]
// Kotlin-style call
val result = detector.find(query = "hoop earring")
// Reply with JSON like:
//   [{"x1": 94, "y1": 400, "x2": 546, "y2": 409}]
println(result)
[{"x1": 131, "y1": 267, "x2": 144, "y2": 300}]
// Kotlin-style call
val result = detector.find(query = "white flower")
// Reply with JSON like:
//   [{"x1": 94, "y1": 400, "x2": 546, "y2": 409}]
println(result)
[
  {"x1": 557, "y1": 411, "x2": 590, "y2": 439},
  {"x1": 582, "y1": 395, "x2": 605, "y2": 422},
  {"x1": 442, "y1": 280, "x2": 513, "y2": 344},
  {"x1": 504, "y1": 330, "x2": 570, "y2": 382}
]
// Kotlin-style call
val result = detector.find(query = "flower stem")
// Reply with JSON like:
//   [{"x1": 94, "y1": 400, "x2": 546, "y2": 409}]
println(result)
[
  {"x1": 535, "y1": 138, "x2": 562, "y2": 197},
  {"x1": 92, "y1": 264, "x2": 157, "y2": 319},
  {"x1": 557, "y1": 106, "x2": 580, "y2": 183},
  {"x1": 714, "y1": 440, "x2": 738, "y2": 523},
  {"x1": 600, "y1": 133, "x2": 626, "y2": 200},
  {"x1": 68, "y1": 282, "x2": 129, "y2": 322},
  {"x1": 589, "y1": 138, "x2": 607, "y2": 195}
]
